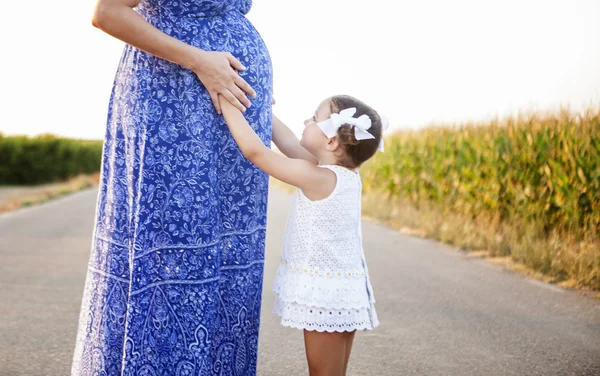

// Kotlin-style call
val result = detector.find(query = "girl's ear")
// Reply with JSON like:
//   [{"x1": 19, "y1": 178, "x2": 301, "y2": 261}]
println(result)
[{"x1": 326, "y1": 136, "x2": 340, "y2": 152}]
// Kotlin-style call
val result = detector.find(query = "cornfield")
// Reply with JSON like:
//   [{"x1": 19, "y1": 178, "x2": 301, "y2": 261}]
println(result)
[{"x1": 361, "y1": 107, "x2": 600, "y2": 290}]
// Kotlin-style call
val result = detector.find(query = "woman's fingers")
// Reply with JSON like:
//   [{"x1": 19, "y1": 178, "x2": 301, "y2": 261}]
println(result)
[
  {"x1": 222, "y1": 89, "x2": 246, "y2": 112},
  {"x1": 192, "y1": 51, "x2": 260, "y2": 113},
  {"x1": 228, "y1": 53, "x2": 256, "y2": 98},
  {"x1": 230, "y1": 84, "x2": 252, "y2": 108},
  {"x1": 234, "y1": 74, "x2": 256, "y2": 98},
  {"x1": 226, "y1": 53, "x2": 246, "y2": 72}
]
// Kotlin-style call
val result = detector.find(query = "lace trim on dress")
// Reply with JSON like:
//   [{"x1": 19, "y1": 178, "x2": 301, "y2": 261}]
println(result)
[
  {"x1": 273, "y1": 297, "x2": 378, "y2": 332},
  {"x1": 272, "y1": 264, "x2": 376, "y2": 310}
]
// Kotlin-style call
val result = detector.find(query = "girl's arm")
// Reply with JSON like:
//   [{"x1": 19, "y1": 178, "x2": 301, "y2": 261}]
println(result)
[
  {"x1": 272, "y1": 115, "x2": 319, "y2": 164},
  {"x1": 219, "y1": 97, "x2": 334, "y2": 198},
  {"x1": 92, "y1": 0, "x2": 255, "y2": 113}
]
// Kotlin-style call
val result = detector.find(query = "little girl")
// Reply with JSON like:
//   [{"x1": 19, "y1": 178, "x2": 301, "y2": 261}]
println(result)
[{"x1": 219, "y1": 94, "x2": 384, "y2": 376}]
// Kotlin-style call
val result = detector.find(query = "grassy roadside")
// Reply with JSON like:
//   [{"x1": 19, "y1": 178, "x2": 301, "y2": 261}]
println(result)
[
  {"x1": 360, "y1": 192, "x2": 600, "y2": 300},
  {"x1": 0, "y1": 173, "x2": 100, "y2": 213},
  {"x1": 269, "y1": 178, "x2": 600, "y2": 300}
]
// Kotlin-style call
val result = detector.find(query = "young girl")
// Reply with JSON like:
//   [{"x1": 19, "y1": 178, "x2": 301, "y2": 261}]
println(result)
[{"x1": 219, "y1": 94, "x2": 384, "y2": 376}]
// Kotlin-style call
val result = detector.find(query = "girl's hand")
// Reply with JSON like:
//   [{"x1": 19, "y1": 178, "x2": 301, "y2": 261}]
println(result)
[
  {"x1": 272, "y1": 115, "x2": 318, "y2": 164},
  {"x1": 191, "y1": 51, "x2": 257, "y2": 114},
  {"x1": 219, "y1": 95, "x2": 332, "y2": 199}
]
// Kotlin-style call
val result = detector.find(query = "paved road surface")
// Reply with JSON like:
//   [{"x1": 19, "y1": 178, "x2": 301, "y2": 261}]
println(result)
[{"x1": 1, "y1": 188, "x2": 599, "y2": 375}]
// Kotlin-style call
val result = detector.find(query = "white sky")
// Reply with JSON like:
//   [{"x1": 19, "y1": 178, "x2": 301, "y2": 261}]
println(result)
[{"x1": 1, "y1": 0, "x2": 599, "y2": 140}]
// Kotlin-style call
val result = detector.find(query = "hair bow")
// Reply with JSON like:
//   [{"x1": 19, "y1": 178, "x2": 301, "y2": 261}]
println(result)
[
  {"x1": 378, "y1": 115, "x2": 390, "y2": 152},
  {"x1": 317, "y1": 107, "x2": 389, "y2": 153},
  {"x1": 317, "y1": 107, "x2": 375, "y2": 141}
]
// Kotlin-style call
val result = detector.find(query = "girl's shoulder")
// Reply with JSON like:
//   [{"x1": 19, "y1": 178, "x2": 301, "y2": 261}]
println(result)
[
  {"x1": 315, "y1": 164, "x2": 362, "y2": 197},
  {"x1": 318, "y1": 164, "x2": 361, "y2": 187},
  {"x1": 297, "y1": 165, "x2": 359, "y2": 203},
  {"x1": 318, "y1": 164, "x2": 360, "y2": 177}
]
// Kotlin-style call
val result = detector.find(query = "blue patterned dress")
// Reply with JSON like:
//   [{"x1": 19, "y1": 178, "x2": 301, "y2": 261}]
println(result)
[{"x1": 71, "y1": 1, "x2": 272, "y2": 375}]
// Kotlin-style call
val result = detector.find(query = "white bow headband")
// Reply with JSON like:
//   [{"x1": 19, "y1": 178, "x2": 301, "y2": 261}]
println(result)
[{"x1": 316, "y1": 107, "x2": 390, "y2": 152}]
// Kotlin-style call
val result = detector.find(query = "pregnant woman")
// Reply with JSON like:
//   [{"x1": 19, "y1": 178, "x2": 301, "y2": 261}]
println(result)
[{"x1": 71, "y1": 0, "x2": 272, "y2": 375}]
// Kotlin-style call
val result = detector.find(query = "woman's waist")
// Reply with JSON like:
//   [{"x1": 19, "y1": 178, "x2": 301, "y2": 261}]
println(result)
[
  {"x1": 134, "y1": 8, "x2": 269, "y2": 58},
  {"x1": 136, "y1": 2, "x2": 246, "y2": 20},
  {"x1": 136, "y1": 6, "x2": 252, "y2": 33}
]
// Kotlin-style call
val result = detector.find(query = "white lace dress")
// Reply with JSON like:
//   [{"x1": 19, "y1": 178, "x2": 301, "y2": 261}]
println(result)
[{"x1": 272, "y1": 164, "x2": 379, "y2": 332}]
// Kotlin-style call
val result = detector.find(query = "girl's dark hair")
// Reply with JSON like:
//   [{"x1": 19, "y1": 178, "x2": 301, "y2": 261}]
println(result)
[{"x1": 330, "y1": 95, "x2": 383, "y2": 168}]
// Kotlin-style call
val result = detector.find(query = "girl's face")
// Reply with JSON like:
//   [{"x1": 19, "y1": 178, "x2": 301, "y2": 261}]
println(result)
[{"x1": 300, "y1": 98, "x2": 333, "y2": 155}]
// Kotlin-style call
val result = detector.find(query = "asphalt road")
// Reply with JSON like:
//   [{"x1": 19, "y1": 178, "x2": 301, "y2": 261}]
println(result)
[{"x1": 1, "y1": 188, "x2": 599, "y2": 375}]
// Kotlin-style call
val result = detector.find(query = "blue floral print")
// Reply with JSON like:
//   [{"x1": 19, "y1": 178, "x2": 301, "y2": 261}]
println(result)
[{"x1": 71, "y1": 1, "x2": 273, "y2": 375}]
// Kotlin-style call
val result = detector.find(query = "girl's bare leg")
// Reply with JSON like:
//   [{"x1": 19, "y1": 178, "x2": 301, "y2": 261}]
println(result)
[
  {"x1": 342, "y1": 331, "x2": 356, "y2": 376},
  {"x1": 304, "y1": 330, "x2": 347, "y2": 376}
]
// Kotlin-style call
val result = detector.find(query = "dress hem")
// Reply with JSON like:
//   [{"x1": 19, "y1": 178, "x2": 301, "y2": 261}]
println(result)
[{"x1": 273, "y1": 314, "x2": 378, "y2": 333}]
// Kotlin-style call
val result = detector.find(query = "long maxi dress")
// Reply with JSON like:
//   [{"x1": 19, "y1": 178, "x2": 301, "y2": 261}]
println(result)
[{"x1": 71, "y1": 1, "x2": 273, "y2": 375}]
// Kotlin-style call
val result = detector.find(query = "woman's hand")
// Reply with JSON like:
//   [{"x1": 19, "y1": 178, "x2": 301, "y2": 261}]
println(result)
[
  {"x1": 191, "y1": 51, "x2": 257, "y2": 114},
  {"x1": 91, "y1": 0, "x2": 255, "y2": 114}
]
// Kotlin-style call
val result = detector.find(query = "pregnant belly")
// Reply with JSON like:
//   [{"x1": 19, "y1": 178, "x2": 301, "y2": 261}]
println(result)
[
  {"x1": 111, "y1": 9, "x2": 272, "y2": 150},
  {"x1": 138, "y1": 10, "x2": 272, "y2": 79}
]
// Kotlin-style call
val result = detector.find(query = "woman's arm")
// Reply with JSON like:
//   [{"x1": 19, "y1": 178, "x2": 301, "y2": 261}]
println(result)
[
  {"x1": 92, "y1": 0, "x2": 255, "y2": 113},
  {"x1": 219, "y1": 97, "x2": 334, "y2": 198},
  {"x1": 272, "y1": 115, "x2": 319, "y2": 164}
]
